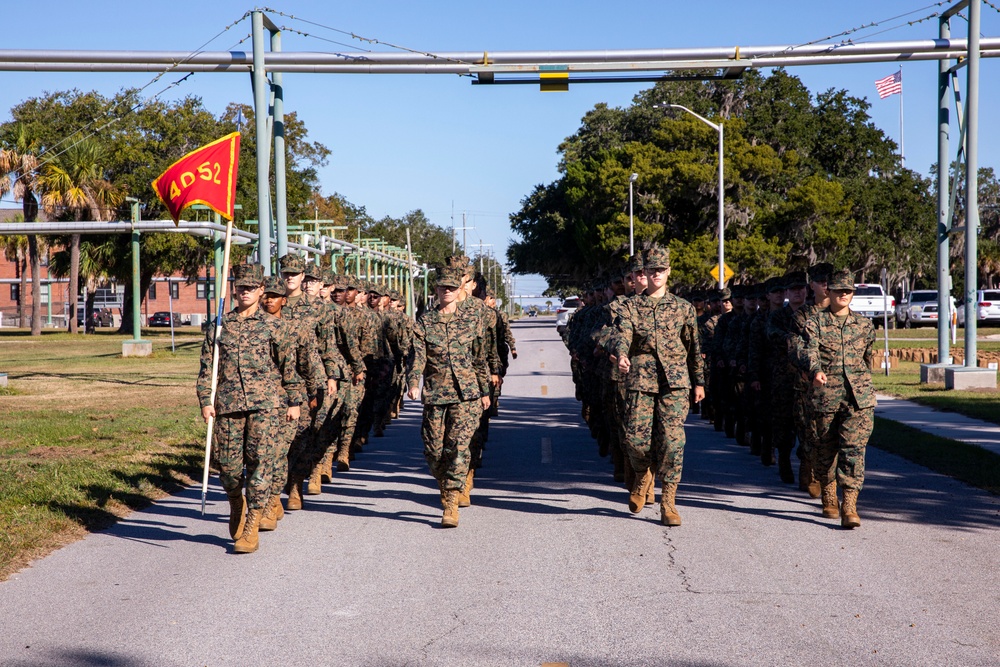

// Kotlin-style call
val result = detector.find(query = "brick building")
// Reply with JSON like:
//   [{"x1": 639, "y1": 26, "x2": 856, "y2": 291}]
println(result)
[{"x1": 0, "y1": 208, "x2": 217, "y2": 329}]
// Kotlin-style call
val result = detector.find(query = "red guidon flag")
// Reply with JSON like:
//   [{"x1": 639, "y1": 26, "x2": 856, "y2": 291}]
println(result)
[{"x1": 152, "y1": 132, "x2": 241, "y2": 224}]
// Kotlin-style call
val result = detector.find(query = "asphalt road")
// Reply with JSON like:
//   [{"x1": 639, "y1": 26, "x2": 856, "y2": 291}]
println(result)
[{"x1": 1, "y1": 320, "x2": 998, "y2": 667}]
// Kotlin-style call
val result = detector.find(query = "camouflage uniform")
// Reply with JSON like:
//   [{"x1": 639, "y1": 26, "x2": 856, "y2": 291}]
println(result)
[
  {"x1": 803, "y1": 299, "x2": 876, "y2": 492},
  {"x1": 196, "y1": 266, "x2": 304, "y2": 513},
  {"x1": 408, "y1": 276, "x2": 490, "y2": 492},
  {"x1": 609, "y1": 283, "x2": 704, "y2": 486},
  {"x1": 262, "y1": 276, "x2": 326, "y2": 502}
]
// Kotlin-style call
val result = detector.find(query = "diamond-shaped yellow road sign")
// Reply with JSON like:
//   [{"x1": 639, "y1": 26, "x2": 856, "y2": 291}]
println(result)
[{"x1": 710, "y1": 263, "x2": 735, "y2": 284}]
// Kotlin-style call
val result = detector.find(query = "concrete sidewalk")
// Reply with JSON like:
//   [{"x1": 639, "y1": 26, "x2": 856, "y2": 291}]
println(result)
[{"x1": 875, "y1": 393, "x2": 1000, "y2": 456}]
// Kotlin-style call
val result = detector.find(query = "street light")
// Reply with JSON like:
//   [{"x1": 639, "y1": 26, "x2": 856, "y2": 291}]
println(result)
[
  {"x1": 628, "y1": 172, "x2": 638, "y2": 256},
  {"x1": 655, "y1": 103, "x2": 725, "y2": 288}
]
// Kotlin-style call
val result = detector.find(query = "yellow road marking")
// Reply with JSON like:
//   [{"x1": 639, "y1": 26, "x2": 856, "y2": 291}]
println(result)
[
  {"x1": 540, "y1": 385, "x2": 548, "y2": 395},
  {"x1": 542, "y1": 663, "x2": 569, "y2": 667},
  {"x1": 540, "y1": 362, "x2": 545, "y2": 368}
]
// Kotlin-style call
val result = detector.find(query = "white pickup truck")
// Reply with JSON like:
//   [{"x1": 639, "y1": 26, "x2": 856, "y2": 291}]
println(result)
[{"x1": 850, "y1": 284, "x2": 896, "y2": 328}]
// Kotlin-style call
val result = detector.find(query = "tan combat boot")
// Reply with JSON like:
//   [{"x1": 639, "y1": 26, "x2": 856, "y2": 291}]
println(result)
[
  {"x1": 458, "y1": 469, "x2": 474, "y2": 507},
  {"x1": 441, "y1": 490, "x2": 460, "y2": 528},
  {"x1": 800, "y1": 460, "x2": 822, "y2": 498},
  {"x1": 306, "y1": 465, "x2": 322, "y2": 495},
  {"x1": 286, "y1": 477, "x2": 304, "y2": 511},
  {"x1": 660, "y1": 482, "x2": 682, "y2": 526},
  {"x1": 336, "y1": 444, "x2": 351, "y2": 472},
  {"x1": 234, "y1": 508, "x2": 263, "y2": 553},
  {"x1": 646, "y1": 475, "x2": 656, "y2": 507},
  {"x1": 320, "y1": 450, "x2": 334, "y2": 483},
  {"x1": 437, "y1": 479, "x2": 447, "y2": 509},
  {"x1": 259, "y1": 496, "x2": 280, "y2": 532},
  {"x1": 821, "y1": 480, "x2": 840, "y2": 519},
  {"x1": 840, "y1": 488, "x2": 861, "y2": 529},
  {"x1": 226, "y1": 491, "x2": 246, "y2": 540},
  {"x1": 628, "y1": 469, "x2": 653, "y2": 514}
]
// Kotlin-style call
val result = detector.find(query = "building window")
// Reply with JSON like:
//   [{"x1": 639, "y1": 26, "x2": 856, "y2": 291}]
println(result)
[
  {"x1": 196, "y1": 282, "x2": 215, "y2": 300},
  {"x1": 11, "y1": 284, "x2": 19, "y2": 303},
  {"x1": 170, "y1": 281, "x2": 179, "y2": 299},
  {"x1": 41, "y1": 283, "x2": 49, "y2": 305},
  {"x1": 148, "y1": 283, "x2": 157, "y2": 300}
]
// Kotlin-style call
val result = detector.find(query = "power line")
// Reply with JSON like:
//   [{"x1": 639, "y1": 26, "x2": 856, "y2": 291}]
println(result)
[
  {"x1": 18, "y1": 12, "x2": 252, "y2": 175},
  {"x1": 259, "y1": 7, "x2": 478, "y2": 68}
]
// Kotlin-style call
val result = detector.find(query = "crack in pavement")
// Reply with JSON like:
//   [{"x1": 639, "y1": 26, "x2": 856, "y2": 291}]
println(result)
[{"x1": 663, "y1": 531, "x2": 701, "y2": 594}]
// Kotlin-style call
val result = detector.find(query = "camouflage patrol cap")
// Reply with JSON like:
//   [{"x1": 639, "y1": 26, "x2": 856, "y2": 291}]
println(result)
[
  {"x1": 707, "y1": 289, "x2": 721, "y2": 302},
  {"x1": 717, "y1": 287, "x2": 732, "y2": 301},
  {"x1": 263, "y1": 276, "x2": 287, "y2": 296},
  {"x1": 627, "y1": 253, "x2": 644, "y2": 274},
  {"x1": 765, "y1": 276, "x2": 784, "y2": 294},
  {"x1": 389, "y1": 290, "x2": 402, "y2": 301},
  {"x1": 332, "y1": 273, "x2": 347, "y2": 290},
  {"x1": 643, "y1": 247, "x2": 670, "y2": 270},
  {"x1": 783, "y1": 271, "x2": 808, "y2": 289},
  {"x1": 828, "y1": 270, "x2": 856, "y2": 291},
  {"x1": 278, "y1": 253, "x2": 306, "y2": 274},
  {"x1": 344, "y1": 275, "x2": 360, "y2": 290},
  {"x1": 808, "y1": 262, "x2": 834, "y2": 283},
  {"x1": 437, "y1": 266, "x2": 465, "y2": 288},
  {"x1": 304, "y1": 263, "x2": 323, "y2": 281},
  {"x1": 369, "y1": 283, "x2": 383, "y2": 296},
  {"x1": 320, "y1": 267, "x2": 335, "y2": 285},
  {"x1": 731, "y1": 285, "x2": 745, "y2": 299},
  {"x1": 232, "y1": 263, "x2": 264, "y2": 288}
]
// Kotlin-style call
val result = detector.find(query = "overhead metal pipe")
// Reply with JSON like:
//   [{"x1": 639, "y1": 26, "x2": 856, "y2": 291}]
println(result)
[
  {"x1": 4, "y1": 37, "x2": 1000, "y2": 65},
  {"x1": 2, "y1": 36, "x2": 1000, "y2": 72}
]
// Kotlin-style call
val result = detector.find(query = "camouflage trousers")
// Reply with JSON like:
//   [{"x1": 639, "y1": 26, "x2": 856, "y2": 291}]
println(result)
[
  {"x1": 792, "y1": 387, "x2": 816, "y2": 464},
  {"x1": 282, "y1": 390, "x2": 325, "y2": 483},
  {"x1": 812, "y1": 403, "x2": 873, "y2": 491},
  {"x1": 339, "y1": 380, "x2": 365, "y2": 452},
  {"x1": 770, "y1": 370, "x2": 796, "y2": 454},
  {"x1": 292, "y1": 389, "x2": 344, "y2": 480},
  {"x1": 470, "y1": 381, "x2": 498, "y2": 469},
  {"x1": 372, "y1": 363, "x2": 399, "y2": 431},
  {"x1": 422, "y1": 400, "x2": 484, "y2": 491},
  {"x1": 355, "y1": 361, "x2": 383, "y2": 442},
  {"x1": 212, "y1": 408, "x2": 283, "y2": 511},
  {"x1": 602, "y1": 378, "x2": 626, "y2": 477},
  {"x1": 624, "y1": 388, "x2": 690, "y2": 484}
]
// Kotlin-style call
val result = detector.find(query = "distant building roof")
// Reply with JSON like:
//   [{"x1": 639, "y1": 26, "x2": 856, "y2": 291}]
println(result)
[{"x1": 0, "y1": 209, "x2": 24, "y2": 223}]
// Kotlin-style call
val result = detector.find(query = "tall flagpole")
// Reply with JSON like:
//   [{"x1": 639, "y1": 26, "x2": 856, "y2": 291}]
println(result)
[
  {"x1": 899, "y1": 69, "x2": 905, "y2": 166},
  {"x1": 201, "y1": 218, "x2": 235, "y2": 515}
]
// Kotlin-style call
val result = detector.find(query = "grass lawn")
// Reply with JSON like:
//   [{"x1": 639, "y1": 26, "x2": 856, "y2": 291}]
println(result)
[{"x1": 0, "y1": 330, "x2": 204, "y2": 580}]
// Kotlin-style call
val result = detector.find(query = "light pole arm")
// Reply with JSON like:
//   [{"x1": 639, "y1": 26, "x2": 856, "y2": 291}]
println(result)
[{"x1": 666, "y1": 103, "x2": 720, "y2": 132}]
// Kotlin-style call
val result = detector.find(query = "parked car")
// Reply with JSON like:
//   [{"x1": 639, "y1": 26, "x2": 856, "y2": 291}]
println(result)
[
  {"x1": 850, "y1": 284, "x2": 895, "y2": 328},
  {"x1": 555, "y1": 296, "x2": 582, "y2": 335},
  {"x1": 895, "y1": 290, "x2": 959, "y2": 328},
  {"x1": 976, "y1": 289, "x2": 1000, "y2": 324},
  {"x1": 148, "y1": 311, "x2": 181, "y2": 327}
]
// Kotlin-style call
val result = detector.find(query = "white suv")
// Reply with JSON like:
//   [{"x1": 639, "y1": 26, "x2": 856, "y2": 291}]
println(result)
[
  {"x1": 896, "y1": 290, "x2": 961, "y2": 328},
  {"x1": 976, "y1": 290, "x2": 1000, "y2": 324},
  {"x1": 555, "y1": 296, "x2": 581, "y2": 335}
]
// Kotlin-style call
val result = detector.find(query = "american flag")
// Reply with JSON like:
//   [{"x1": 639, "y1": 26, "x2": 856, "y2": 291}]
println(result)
[{"x1": 875, "y1": 70, "x2": 902, "y2": 99}]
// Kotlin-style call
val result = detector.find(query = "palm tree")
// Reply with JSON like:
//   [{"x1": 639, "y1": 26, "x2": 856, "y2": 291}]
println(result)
[
  {"x1": 38, "y1": 140, "x2": 124, "y2": 333},
  {"x1": 0, "y1": 124, "x2": 44, "y2": 335}
]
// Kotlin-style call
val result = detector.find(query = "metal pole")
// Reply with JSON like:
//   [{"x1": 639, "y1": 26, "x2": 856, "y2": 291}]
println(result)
[
  {"x1": 938, "y1": 15, "x2": 952, "y2": 364},
  {"x1": 130, "y1": 200, "x2": 141, "y2": 340},
  {"x1": 251, "y1": 10, "x2": 272, "y2": 275},
  {"x1": 271, "y1": 28, "x2": 288, "y2": 260},
  {"x1": 964, "y1": 0, "x2": 980, "y2": 368},
  {"x1": 717, "y1": 122, "x2": 725, "y2": 289},
  {"x1": 628, "y1": 177, "x2": 635, "y2": 256}
]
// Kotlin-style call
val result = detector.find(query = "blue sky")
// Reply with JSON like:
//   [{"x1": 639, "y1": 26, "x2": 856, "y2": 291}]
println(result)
[{"x1": 2, "y1": 1, "x2": 998, "y2": 297}]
